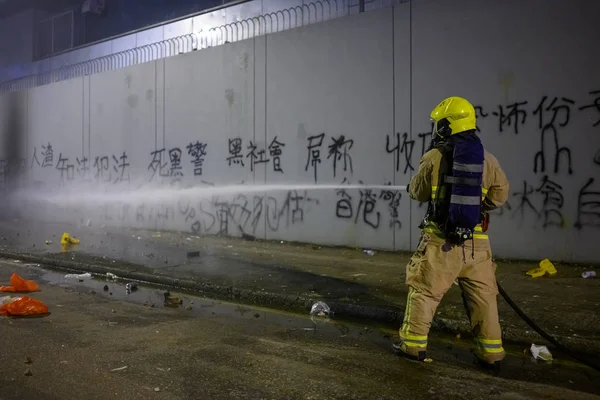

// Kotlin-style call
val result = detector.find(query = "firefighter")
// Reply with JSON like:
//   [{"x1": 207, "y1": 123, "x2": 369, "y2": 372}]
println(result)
[{"x1": 393, "y1": 96, "x2": 510, "y2": 366}]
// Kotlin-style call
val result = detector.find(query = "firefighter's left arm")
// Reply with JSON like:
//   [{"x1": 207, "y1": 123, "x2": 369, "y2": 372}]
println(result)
[
  {"x1": 408, "y1": 151, "x2": 435, "y2": 202},
  {"x1": 483, "y1": 152, "x2": 510, "y2": 212}
]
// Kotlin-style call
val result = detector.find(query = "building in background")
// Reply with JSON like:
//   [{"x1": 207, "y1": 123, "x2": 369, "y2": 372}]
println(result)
[
  {"x1": 1, "y1": 0, "x2": 240, "y2": 61},
  {"x1": 0, "y1": 0, "x2": 243, "y2": 76},
  {"x1": 0, "y1": 0, "x2": 385, "y2": 85}
]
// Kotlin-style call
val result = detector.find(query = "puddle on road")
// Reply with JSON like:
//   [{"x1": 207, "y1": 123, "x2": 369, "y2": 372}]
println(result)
[
  {"x1": 10, "y1": 261, "x2": 600, "y2": 396},
  {"x1": 22, "y1": 263, "x2": 387, "y2": 342}
]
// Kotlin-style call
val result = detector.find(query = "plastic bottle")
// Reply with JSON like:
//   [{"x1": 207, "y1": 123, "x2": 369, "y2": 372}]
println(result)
[
  {"x1": 310, "y1": 301, "x2": 331, "y2": 317},
  {"x1": 582, "y1": 271, "x2": 596, "y2": 279},
  {"x1": 363, "y1": 249, "x2": 375, "y2": 256},
  {"x1": 125, "y1": 282, "x2": 138, "y2": 293}
]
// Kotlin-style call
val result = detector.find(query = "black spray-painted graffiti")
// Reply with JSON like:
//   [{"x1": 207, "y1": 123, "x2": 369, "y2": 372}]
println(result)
[
  {"x1": 476, "y1": 93, "x2": 598, "y2": 175},
  {"x1": 179, "y1": 189, "x2": 319, "y2": 236},
  {"x1": 532, "y1": 96, "x2": 573, "y2": 175},
  {"x1": 76, "y1": 157, "x2": 90, "y2": 180},
  {"x1": 186, "y1": 141, "x2": 207, "y2": 176},
  {"x1": 579, "y1": 90, "x2": 600, "y2": 127},
  {"x1": 226, "y1": 137, "x2": 286, "y2": 173},
  {"x1": 386, "y1": 132, "x2": 415, "y2": 174},
  {"x1": 335, "y1": 179, "x2": 402, "y2": 230},
  {"x1": 474, "y1": 106, "x2": 487, "y2": 133},
  {"x1": 269, "y1": 136, "x2": 285, "y2": 173},
  {"x1": 227, "y1": 138, "x2": 244, "y2": 167},
  {"x1": 31, "y1": 143, "x2": 54, "y2": 168},
  {"x1": 491, "y1": 101, "x2": 528, "y2": 135},
  {"x1": 94, "y1": 152, "x2": 130, "y2": 183},
  {"x1": 148, "y1": 148, "x2": 169, "y2": 180},
  {"x1": 56, "y1": 153, "x2": 75, "y2": 183},
  {"x1": 305, "y1": 133, "x2": 354, "y2": 182},
  {"x1": 328, "y1": 135, "x2": 354, "y2": 178},
  {"x1": 20, "y1": 89, "x2": 600, "y2": 235},
  {"x1": 510, "y1": 175, "x2": 600, "y2": 230},
  {"x1": 246, "y1": 141, "x2": 269, "y2": 172},
  {"x1": 305, "y1": 133, "x2": 324, "y2": 182},
  {"x1": 574, "y1": 178, "x2": 600, "y2": 230},
  {"x1": 148, "y1": 145, "x2": 209, "y2": 182}
]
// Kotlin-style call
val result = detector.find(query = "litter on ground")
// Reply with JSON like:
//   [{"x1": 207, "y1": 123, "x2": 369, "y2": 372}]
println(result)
[
  {"x1": 106, "y1": 272, "x2": 118, "y2": 280},
  {"x1": 60, "y1": 232, "x2": 80, "y2": 245},
  {"x1": 310, "y1": 301, "x2": 331, "y2": 318},
  {"x1": 0, "y1": 296, "x2": 49, "y2": 317},
  {"x1": 65, "y1": 273, "x2": 92, "y2": 281},
  {"x1": 0, "y1": 273, "x2": 39, "y2": 292},
  {"x1": 530, "y1": 344, "x2": 553, "y2": 361},
  {"x1": 526, "y1": 258, "x2": 557, "y2": 278}
]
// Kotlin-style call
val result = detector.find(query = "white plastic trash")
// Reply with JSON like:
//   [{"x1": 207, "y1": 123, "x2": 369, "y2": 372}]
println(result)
[
  {"x1": 64, "y1": 273, "x2": 92, "y2": 280},
  {"x1": 310, "y1": 301, "x2": 331, "y2": 318},
  {"x1": 530, "y1": 344, "x2": 553, "y2": 361},
  {"x1": 106, "y1": 272, "x2": 118, "y2": 280}
]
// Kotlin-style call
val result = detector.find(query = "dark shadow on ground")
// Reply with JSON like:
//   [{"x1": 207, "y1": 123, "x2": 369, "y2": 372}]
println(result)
[{"x1": 39, "y1": 250, "x2": 400, "y2": 313}]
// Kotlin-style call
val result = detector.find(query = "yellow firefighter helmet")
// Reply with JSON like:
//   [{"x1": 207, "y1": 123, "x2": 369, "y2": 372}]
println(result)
[{"x1": 429, "y1": 96, "x2": 477, "y2": 137}]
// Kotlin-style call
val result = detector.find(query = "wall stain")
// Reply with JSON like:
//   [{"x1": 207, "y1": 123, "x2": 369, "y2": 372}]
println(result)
[
  {"x1": 225, "y1": 89, "x2": 234, "y2": 107},
  {"x1": 238, "y1": 51, "x2": 249, "y2": 71},
  {"x1": 127, "y1": 95, "x2": 139, "y2": 109},
  {"x1": 297, "y1": 123, "x2": 307, "y2": 139}
]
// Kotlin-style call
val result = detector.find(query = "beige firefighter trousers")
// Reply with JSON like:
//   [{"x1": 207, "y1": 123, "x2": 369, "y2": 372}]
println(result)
[{"x1": 399, "y1": 233, "x2": 505, "y2": 363}]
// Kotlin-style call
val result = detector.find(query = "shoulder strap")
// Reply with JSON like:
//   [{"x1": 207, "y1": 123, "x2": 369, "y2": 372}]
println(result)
[{"x1": 430, "y1": 140, "x2": 454, "y2": 224}]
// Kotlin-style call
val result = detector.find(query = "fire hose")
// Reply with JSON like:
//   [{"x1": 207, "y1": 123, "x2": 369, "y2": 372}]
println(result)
[{"x1": 497, "y1": 281, "x2": 600, "y2": 372}]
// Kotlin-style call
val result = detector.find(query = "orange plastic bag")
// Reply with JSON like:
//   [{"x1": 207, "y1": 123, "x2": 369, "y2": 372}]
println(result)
[
  {"x1": 0, "y1": 296, "x2": 48, "y2": 316},
  {"x1": 0, "y1": 273, "x2": 40, "y2": 292}
]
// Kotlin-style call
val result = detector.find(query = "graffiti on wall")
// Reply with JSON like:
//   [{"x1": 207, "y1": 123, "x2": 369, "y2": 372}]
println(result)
[
  {"x1": 5, "y1": 89, "x2": 599, "y2": 239},
  {"x1": 474, "y1": 92, "x2": 600, "y2": 230}
]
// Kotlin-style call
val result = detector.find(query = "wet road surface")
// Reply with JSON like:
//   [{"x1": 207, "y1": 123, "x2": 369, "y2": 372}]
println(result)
[
  {"x1": 1, "y1": 219, "x2": 598, "y2": 355},
  {"x1": 0, "y1": 259, "x2": 598, "y2": 400}
]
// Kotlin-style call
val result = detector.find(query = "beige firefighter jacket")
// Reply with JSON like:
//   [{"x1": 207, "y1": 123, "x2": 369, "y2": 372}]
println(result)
[{"x1": 408, "y1": 147, "x2": 510, "y2": 245}]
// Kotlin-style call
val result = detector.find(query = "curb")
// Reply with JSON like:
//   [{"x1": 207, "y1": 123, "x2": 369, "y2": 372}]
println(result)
[{"x1": 0, "y1": 250, "x2": 596, "y2": 357}]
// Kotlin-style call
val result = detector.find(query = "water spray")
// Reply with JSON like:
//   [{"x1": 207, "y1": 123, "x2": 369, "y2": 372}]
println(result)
[{"x1": 12, "y1": 183, "x2": 408, "y2": 207}]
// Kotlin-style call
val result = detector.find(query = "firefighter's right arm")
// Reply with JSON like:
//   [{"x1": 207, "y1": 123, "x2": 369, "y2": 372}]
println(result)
[
  {"x1": 408, "y1": 150, "x2": 435, "y2": 202},
  {"x1": 483, "y1": 154, "x2": 509, "y2": 212}
]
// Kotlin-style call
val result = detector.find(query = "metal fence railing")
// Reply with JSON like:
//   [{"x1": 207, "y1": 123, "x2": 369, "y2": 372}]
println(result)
[
  {"x1": 0, "y1": 0, "x2": 412, "y2": 94},
  {"x1": 0, "y1": 33, "x2": 198, "y2": 93},
  {"x1": 205, "y1": 0, "x2": 341, "y2": 45}
]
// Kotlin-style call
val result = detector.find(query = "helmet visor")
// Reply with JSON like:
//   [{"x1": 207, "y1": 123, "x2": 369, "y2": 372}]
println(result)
[{"x1": 431, "y1": 118, "x2": 439, "y2": 137}]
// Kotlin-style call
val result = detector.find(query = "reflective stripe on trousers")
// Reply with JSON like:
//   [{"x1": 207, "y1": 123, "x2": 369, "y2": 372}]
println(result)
[
  {"x1": 473, "y1": 337, "x2": 505, "y2": 354},
  {"x1": 400, "y1": 287, "x2": 428, "y2": 348}
]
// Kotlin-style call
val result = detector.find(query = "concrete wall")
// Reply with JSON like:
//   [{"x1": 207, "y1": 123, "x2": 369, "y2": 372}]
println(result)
[{"x1": 2, "y1": 0, "x2": 600, "y2": 263}]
